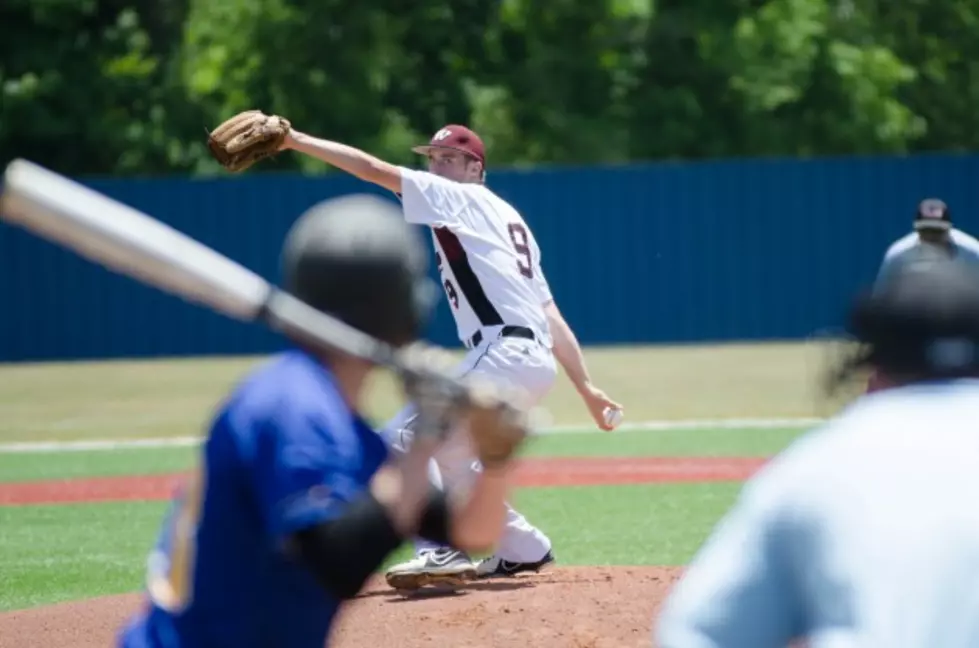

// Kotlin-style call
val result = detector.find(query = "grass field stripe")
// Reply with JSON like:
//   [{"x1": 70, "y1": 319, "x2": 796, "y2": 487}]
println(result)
[
  {"x1": 0, "y1": 417, "x2": 822, "y2": 454},
  {"x1": 0, "y1": 437, "x2": 202, "y2": 453},
  {"x1": 541, "y1": 417, "x2": 822, "y2": 433}
]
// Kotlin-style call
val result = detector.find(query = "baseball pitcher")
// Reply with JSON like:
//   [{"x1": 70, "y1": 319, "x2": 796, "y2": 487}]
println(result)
[{"x1": 203, "y1": 112, "x2": 623, "y2": 590}]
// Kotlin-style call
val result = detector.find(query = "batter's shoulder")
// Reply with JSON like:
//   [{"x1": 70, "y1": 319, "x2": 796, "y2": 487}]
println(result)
[{"x1": 215, "y1": 351, "x2": 337, "y2": 432}]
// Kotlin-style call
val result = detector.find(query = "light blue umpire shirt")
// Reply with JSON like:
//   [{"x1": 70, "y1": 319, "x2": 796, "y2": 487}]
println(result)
[
  {"x1": 655, "y1": 378, "x2": 979, "y2": 648},
  {"x1": 875, "y1": 229, "x2": 979, "y2": 289}
]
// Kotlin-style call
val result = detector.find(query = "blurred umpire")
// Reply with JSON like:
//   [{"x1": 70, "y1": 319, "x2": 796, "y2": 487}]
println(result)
[
  {"x1": 868, "y1": 198, "x2": 979, "y2": 392},
  {"x1": 655, "y1": 244, "x2": 979, "y2": 648},
  {"x1": 875, "y1": 199, "x2": 979, "y2": 287}
]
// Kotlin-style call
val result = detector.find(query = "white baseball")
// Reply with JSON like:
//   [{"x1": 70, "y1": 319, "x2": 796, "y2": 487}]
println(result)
[{"x1": 603, "y1": 406, "x2": 623, "y2": 429}]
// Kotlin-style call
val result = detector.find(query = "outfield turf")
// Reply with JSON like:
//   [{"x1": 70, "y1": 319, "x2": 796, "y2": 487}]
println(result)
[
  {"x1": 0, "y1": 502, "x2": 168, "y2": 612},
  {"x1": 0, "y1": 342, "x2": 841, "y2": 443},
  {"x1": 0, "y1": 481, "x2": 748, "y2": 612}
]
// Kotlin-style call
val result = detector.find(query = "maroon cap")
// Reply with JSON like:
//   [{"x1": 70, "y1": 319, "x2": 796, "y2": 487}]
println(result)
[{"x1": 412, "y1": 125, "x2": 485, "y2": 165}]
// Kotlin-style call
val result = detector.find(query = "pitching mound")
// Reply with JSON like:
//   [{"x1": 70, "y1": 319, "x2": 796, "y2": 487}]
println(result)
[
  {"x1": 333, "y1": 566, "x2": 681, "y2": 647},
  {"x1": 0, "y1": 567, "x2": 681, "y2": 648}
]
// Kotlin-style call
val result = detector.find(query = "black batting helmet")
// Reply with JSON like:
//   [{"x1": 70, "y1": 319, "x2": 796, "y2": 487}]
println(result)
[
  {"x1": 280, "y1": 194, "x2": 437, "y2": 348},
  {"x1": 846, "y1": 243, "x2": 979, "y2": 380}
]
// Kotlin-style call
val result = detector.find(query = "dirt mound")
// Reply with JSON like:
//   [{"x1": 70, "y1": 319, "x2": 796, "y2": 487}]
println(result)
[
  {"x1": 332, "y1": 566, "x2": 681, "y2": 648},
  {"x1": 0, "y1": 593, "x2": 141, "y2": 648},
  {"x1": 0, "y1": 566, "x2": 681, "y2": 648}
]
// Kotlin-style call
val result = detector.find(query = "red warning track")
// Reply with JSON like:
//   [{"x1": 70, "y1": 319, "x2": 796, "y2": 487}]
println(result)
[{"x1": 0, "y1": 457, "x2": 767, "y2": 506}]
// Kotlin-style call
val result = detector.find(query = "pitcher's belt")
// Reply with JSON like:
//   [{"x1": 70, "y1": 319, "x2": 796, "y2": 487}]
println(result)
[{"x1": 465, "y1": 325, "x2": 536, "y2": 350}]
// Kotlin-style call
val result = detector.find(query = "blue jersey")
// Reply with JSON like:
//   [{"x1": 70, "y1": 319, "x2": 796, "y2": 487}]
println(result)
[{"x1": 118, "y1": 350, "x2": 389, "y2": 648}]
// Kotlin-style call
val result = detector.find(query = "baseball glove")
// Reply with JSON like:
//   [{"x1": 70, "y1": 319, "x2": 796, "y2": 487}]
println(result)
[
  {"x1": 463, "y1": 376, "x2": 531, "y2": 469},
  {"x1": 399, "y1": 345, "x2": 467, "y2": 444},
  {"x1": 206, "y1": 110, "x2": 292, "y2": 173},
  {"x1": 396, "y1": 344, "x2": 531, "y2": 467}
]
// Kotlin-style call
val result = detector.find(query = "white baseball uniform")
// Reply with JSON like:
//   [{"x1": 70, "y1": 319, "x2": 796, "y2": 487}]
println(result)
[{"x1": 382, "y1": 166, "x2": 558, "y2": 562}]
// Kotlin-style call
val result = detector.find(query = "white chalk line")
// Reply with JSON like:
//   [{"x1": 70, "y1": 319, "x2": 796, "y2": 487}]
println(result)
[{"x1": 0, "y1": 417, "x2": 823, "y2": 454}]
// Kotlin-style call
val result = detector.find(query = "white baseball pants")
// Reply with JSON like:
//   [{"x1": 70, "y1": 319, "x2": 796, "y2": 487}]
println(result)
[{"x1": 381, "y1": 330, "x2": 558, "y2": 562}]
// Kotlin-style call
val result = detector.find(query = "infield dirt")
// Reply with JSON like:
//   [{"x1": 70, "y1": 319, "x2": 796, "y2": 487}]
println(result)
[{"x1": 0, "y1": 567, "x2": 683, "y2": 648}]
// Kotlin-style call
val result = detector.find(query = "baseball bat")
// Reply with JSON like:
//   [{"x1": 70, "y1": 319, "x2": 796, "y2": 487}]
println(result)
[{"x1": 0, "y1": 158, "x2": 403, "y2": 373}]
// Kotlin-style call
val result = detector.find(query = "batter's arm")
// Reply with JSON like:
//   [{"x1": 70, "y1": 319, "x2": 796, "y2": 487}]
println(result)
[{"x1": 283, "y1": 130, "x2": 402, "y2": 194}]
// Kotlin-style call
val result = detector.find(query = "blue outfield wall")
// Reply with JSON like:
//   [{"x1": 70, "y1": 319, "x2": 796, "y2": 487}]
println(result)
[{"x1": 2, "y1": 153, "x2": 978, "y2": 362}]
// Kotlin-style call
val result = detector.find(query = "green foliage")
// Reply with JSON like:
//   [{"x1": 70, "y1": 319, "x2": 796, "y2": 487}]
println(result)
[
  {"x1": 1, "y1": 0, "x2": 196, "y2": 175},
  {"x1": 2, "y1": 0, "x2": 976, "y2": 176}
]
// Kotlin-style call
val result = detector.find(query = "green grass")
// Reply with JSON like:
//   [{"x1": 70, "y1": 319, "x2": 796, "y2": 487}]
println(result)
[
  {"x1": 0, "y1": 341, "x2": 841, "y2": 443},
  {"x1": 0, "y1": 447, "x2": 199, "y2": 482},
  {"x1": 0, "y1": 502, "x2": 168, "y2": 611},
  {"x1": 0, "y1": 482, "x2": 742, "y2": 612},
  {"x1": 0, "y1": 426, "x2": 809, "y2": 483},
  {"x1": 506, "y1": 483, "x2": 742, "y2": 565}
]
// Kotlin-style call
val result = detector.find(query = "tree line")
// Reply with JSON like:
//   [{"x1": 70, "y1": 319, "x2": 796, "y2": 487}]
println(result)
[{"x1": 3, "y1": 0, "x2": 977, "y2": 177}]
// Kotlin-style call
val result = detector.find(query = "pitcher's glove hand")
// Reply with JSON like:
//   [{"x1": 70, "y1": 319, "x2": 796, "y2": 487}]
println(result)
[
  {"x1": 206, "y1": 110, "x2": 291, "y2": 173},
  {"x1": 462, "y1": 376, "x2": 532, "y2": 470}
]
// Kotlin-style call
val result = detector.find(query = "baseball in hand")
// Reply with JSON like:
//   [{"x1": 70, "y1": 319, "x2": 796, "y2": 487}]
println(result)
[{"x1": 603, "y1": 406, "x2": 624, "y2": 429}]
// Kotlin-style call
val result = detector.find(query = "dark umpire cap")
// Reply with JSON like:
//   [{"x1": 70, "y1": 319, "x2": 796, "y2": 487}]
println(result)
[
  {"x1": 848, "y1": 243, "x2": 979, "y2": 378},
  {"x1": 412, "y1": 125, "x2": 486, "y2": 165},
  {"x1": 281, "y1": 194, "x2": 437, "y2": 348},
  {"x1": 913, "y1": 198, "x2": 952, "y2": 231}
]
